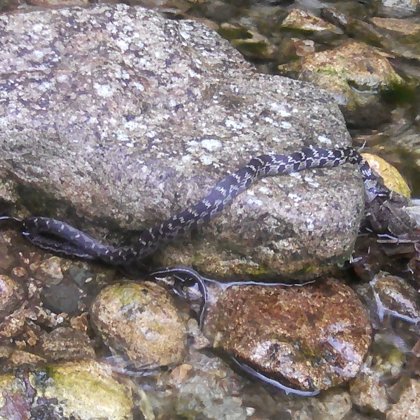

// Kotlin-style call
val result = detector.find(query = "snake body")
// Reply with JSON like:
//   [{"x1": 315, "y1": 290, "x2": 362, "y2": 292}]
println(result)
[{"x1": 20, "y1": 146, "x2": 390, "y2": 266}]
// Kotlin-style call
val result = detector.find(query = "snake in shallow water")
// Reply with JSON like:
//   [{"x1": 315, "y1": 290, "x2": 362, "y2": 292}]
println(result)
[
  {"x1": 4, "y1": 145, "x2": 392, "y2": 266},
  {"x1": 0, "y1": 146, "x2": 400, "y2": 398}
]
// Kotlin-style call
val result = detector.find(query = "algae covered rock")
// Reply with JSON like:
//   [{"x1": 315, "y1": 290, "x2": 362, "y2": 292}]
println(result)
[
  {"x1": 38, "y1": 361, "x2": 134, "y2": 420},
  {"x1": 279, "y1": 41, "x2": 404, "y2": 127},
  {"x1": 90, "y1": 281, "x2": 188, "y2": 368},
  {"x1": 0, "y1": 361, "x2": 134, "y2": 419}
]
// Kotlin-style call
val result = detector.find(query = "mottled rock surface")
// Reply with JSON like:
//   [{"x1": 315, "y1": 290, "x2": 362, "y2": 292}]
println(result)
[
  {"x1": 371, "y1": 16, "x2": 420, "y2": 35},
  {"x1": 350, "y1": 372, "x2": 390, "y2": 414},
  {"x1": 0, "y1": 274, "x2": 24, "y2": 319},
  {"x1": 380, "y1": 0, "x2": 420, "y2": 17},
  {"x1": 0, "y1": 4, "x2": 364, "y2": 279},
  {"x1": 39, "y1": 327, "x2": 95, "y2": 361},
  {"x1": 202, "y1": 278, "x2": 372, "y2": 392},
  {"x1": 281, "y1": 8, "x2": 342, "y2": 34},
  {"x1": 369, "y1": 273, "x2": 420, "y2": 324},
  {"x1": 90, "y1": 281, "x2": 187, "y2": 368},
  {"x1": 0, "y1": 361, "x2": 133, "y2": 420},
  {"x1": 386, "y1": 379, "x2": 420, "y2": 419},
  {"x1": 279, "y1": 41, "x2": 403, "y2": 127}
]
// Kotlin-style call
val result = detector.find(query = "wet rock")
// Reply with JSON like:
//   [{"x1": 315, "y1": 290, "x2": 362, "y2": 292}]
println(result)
[
  {"x1": 0, "y1": 373, "x2": 32, "y2": 419},
  {"x1": 0, "y1": 360, "x2": 134, "y2": 419},
  {"x1": 90, "y1": 281, "x2": 187, "y2": 368},
  {"x1": 371, "y1": 16, "x2": 420, "y2": 36},
  {"x1": 39, "y1": 361, "x2": 133, "y2": 419},
  {"x1": 350, "y1": 371, "x2": 390, "y2": 414},
  {"x1": 0, "y1": 4, "x2": 364, "y2": 280},
  {"x1": 148, "y1": 350, "x2": 247, "y2": 419},
  {"x1": 39, "y1": 327, "x2": 95, "y2": 362},
  {"x1": 137, "y1": 388, "x2": 155, "y2": 420},
  {"x1": 0, "y1": 274, "x2": 35, "y2": 339},
  {"x1": 386, "y1": 379, "x2": 420, "y2": 419},
  {"x1": 367, "y1": 16, "x2": 420, "y2": 61},
  {"x1": 289, "y1": 38, "x2": 316, "y2": 57},
  {"x1": 0, "y1": 0, "x2": 17, "y2": 12},
  {"x1": 202, "y1": 278, "x2": 372, "y2": 393},
  {"x1": 406, "y1": 204, "x2": 420, "y2": 231},
  {"x1": 367, "y1": 272, "x2": 420, "y2": 324},
  {"x1": 0, "y1": 346, "x2": 47, "y2": 366},
  {"x1": 320, "y1": 7, "x2": 350, "y2": 29},
  {"x1": 372, "y1": 124, "x2": 420, "y2": 188},
  {"x1": 361, "y1": 153, "x2": 411, "y2": 198},
  {"x1": 281, "y1": 8, "x2": 342, "y2": 34},
  {"x1": 313, "y1": 389, "x2": 352, "y2": 419},
  {"x1": 8, "y1": 349, "x2": 46, "y2": 366},
  {"x1": 35, "y1": 256, "x2": 64, "y2": 285},
  {"x1": 379, "y1": 0, "x2": 420, "y2": 17},
  {"x1": 219, "y1": 23, "x2": 277, "y2": 60},
  {"x1": 28, "y1": 0, "x2": 89, "y2": 6},
  {"x1": 0, "y1": 274, "x2": 24, "y2": 319},
  {"x1": 279, "y1": 41, "x2": 403, "y2": 127},
  {"x1": 349, "y1": 325, "x2": 412, "y2": 415},
  {"x1": 41, "y1": 277, "x2": 85, "y2": 316}
]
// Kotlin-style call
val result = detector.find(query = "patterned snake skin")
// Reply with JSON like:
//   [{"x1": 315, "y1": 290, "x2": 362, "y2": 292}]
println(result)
[{"x1": 19, "y1": 146, "x2": 391, "y2": 266}]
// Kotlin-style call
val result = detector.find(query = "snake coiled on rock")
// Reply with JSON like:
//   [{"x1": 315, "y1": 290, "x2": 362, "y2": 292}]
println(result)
[{"x1": 16, "y1": 146, "x2": 391, "y2": 266}]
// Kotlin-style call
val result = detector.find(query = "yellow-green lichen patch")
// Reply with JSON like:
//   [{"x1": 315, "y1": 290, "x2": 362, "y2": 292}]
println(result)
[
  {"x1": 361, "y1": 153, "x2": 411, "y2": 198},
  {"x1": 40, "y1": 361, "x2": 133, "y2": 420},
  {"x1": 281, "y1": 8, "x2": 342, "y2": 34}
]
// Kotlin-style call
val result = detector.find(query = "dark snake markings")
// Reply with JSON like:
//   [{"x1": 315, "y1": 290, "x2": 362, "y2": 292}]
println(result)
[{"x1": 20, "y1": 146, "x2": 390, "y2": 265}]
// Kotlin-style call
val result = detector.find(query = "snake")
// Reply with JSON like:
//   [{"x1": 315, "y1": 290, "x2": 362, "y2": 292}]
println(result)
[
  {"x1": 3, "y1": 145, "x2": 391, "y2": 266},
  {"x1": 0, "y1": 146, "x2": 398, "y2": 397}
]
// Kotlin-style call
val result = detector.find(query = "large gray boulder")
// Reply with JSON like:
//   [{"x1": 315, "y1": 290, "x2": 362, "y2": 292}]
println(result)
[{"x1": 0, "y1": 4, "x2": 364, "y2": 279}]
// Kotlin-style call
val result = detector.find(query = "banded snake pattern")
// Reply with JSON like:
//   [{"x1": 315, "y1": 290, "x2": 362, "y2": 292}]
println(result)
[{"x1": 6, "y1": 145, "x2": 391, "y2": 266}]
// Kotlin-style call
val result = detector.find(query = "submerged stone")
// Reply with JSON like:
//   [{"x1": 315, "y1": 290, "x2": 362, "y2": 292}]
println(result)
[
  {"x1": 40, "y1": 361, "x2": 133, "y2": 419},
  {"x1": 369, "y1": 273, "x2": 420, "y2": 324},
  {"x1": 90, "y1": 281, "x2": 188, "y2": 368},
  {"x1": 0, "y1": 274, "x2": 24, "y2": 319},
  {"x1": 279, "y1": 41, "x2": 404, "y2": 127},
  {"x1": 201, "y1": 278, "x2": 372, "y2": 393},
  {"x1": 0, "y1": 361, "x2": 134, "y2": 419},
  {"x1": 281, "y1": 8, "x2": 342, "y2": 34},
  {"x1": 387, "y1": 379, "x2": 420, "y2": 419}
]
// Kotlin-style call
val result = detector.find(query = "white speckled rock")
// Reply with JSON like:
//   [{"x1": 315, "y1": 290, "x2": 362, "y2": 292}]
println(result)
[{"x1": 0, "y1": 4, "x2": 364, "y2": 279}]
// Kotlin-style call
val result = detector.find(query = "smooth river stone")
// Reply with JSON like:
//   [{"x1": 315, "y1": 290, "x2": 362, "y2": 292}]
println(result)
[{"x1": 90, "y1": 281, "x2": 188, "y2": 368}]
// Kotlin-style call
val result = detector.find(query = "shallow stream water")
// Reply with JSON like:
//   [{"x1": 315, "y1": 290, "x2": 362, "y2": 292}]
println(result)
[{"x1": 0, "y1": 1, "x2": 419, "y2": 419}]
